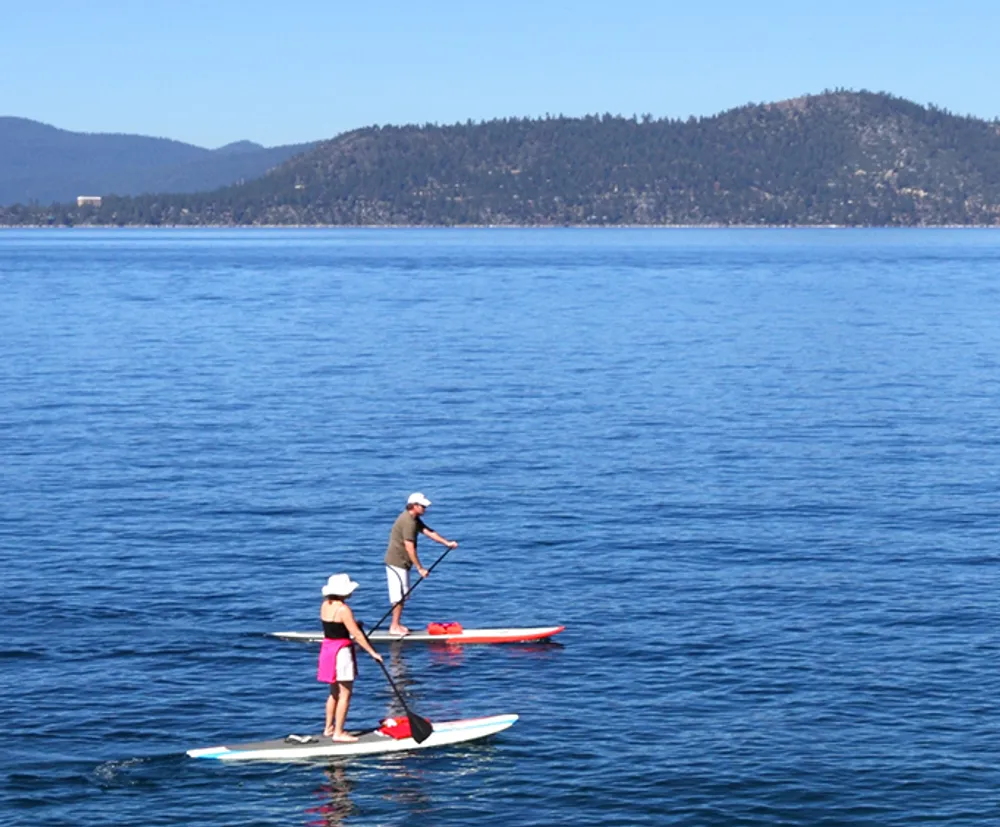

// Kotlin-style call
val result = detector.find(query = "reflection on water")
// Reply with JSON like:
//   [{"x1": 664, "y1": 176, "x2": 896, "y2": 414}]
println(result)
[
  {"x1": 306, "y1": 765, "x2": 355, "y2": 827},
  {"x1": 384, "y1": 644, "x2": 412, "y2": 721},
  {"x1": 500, "y1": 642, "x2": 565, "y2": 661},
  {"x1": 426, "y1": 641, "x2": 466, "y2": 668},
  {"x1": 379, "y1": 759, "x2": 433, "y2": 812},
  {"x1": 301, "y1": 730, "x2": 507, "y2": 825}
]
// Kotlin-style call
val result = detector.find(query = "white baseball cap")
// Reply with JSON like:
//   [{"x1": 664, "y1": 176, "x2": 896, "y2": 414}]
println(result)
[
  {"x1": 322, "y1": 573, "x2": 359, "y2": 597},
  {"x1": 407, "y1": 492, "x2": 432, "y2": 507}
]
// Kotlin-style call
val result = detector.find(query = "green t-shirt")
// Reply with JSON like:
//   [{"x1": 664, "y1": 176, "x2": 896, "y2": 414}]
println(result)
[{"x1": 384, "y1": 510, "x2": 430, "y2": 569}]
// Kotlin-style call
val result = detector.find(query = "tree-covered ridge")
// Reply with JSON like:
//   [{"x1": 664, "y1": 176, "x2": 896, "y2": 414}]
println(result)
[{"x1": 4, "y1": 90, "x2": 1000, "y2": 226}]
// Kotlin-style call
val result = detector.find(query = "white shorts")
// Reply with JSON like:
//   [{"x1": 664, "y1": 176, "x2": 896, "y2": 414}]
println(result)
[
  {"x1": 386, "y1": 565, "x2": 410, "y2": 605},
  {"x1": 335, "y1": 646, "x2": 356, "y2": 682}
]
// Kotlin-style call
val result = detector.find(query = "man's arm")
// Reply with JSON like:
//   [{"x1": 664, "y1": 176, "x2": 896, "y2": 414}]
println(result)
[
  {"x1": 421, "y1": 527, "x2": 458, "y2": 550},
  {"x1": 404, "y1": 539, "x2": 428, "y2": 577}
]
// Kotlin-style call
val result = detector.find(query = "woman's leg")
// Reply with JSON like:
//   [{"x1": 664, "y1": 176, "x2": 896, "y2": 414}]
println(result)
[
  {"x1": 332, "y1": 680, "x2": 357, "y2": 741},
  {"x1": 324, "y1": 684, "x2": 339, "y2": 736}
]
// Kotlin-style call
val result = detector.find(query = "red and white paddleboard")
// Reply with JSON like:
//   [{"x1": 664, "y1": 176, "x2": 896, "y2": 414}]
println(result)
[{"x1": 270, "y1": 625, "x2": 565, "y2": 645}]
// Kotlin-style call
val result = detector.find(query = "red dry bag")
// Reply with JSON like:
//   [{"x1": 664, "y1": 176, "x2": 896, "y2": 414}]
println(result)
[
  {"x1": 426, "y1": 621, "x2": 464, "y2": 635},
  {"x1": 378, "y1": 717, "x2": 413, "y2": 739}
]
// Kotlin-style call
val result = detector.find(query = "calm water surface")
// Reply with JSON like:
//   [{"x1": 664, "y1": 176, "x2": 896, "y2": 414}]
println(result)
[{"x1": 3, "y1": 228, "x2": 1000, "y2": 825}]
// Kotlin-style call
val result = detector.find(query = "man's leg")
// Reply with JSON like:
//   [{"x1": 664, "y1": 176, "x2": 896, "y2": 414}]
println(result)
[
  {"x1": 386, "y1": 565, "x2": 410, "y2": 635},
  {"x1": 390, "y1": 601, "x2": 409, "y2": 635}
]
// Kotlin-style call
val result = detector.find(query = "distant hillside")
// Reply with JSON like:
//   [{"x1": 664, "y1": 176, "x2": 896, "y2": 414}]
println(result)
[
  {"x1": 4, "y1": 91, "x2": 1000, "y2": 225},
  {"x1": 0, "y1": 117, "x2": 316, "y2": 205}
]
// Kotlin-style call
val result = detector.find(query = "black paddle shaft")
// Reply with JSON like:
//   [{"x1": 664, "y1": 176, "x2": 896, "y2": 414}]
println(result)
[
  {"x1": 369, "y1": 544, "x2": 457, "y2": 633},
  {"x1": 371, "y1": 648, "x2": 433, "y2": 743}
]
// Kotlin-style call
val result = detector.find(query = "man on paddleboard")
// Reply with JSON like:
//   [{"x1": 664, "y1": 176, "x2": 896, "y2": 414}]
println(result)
[{"x1": 384, "y1": 492, "x2": 458, "y2": 636}]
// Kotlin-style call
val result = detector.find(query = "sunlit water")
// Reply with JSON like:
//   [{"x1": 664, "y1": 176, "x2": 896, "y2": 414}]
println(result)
[{"x1": 3, "y1": 228, "x2": 1000, "y2": 825}]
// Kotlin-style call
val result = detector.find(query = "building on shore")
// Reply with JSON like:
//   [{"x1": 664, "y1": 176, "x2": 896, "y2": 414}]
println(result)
[{"x1": 76, "y1": 196, "x2": 102, "y2": 207}]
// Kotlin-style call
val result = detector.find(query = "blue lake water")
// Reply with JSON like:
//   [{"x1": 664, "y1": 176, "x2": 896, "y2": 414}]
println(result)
[{"x1": 3, "y1": 227, "x2": 1000, "y2": 825}]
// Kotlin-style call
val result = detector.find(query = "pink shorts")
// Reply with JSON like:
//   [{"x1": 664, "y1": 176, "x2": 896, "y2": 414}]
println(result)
[{"x1": 317, "y1": 639, "x2": 357, "y2": 683}]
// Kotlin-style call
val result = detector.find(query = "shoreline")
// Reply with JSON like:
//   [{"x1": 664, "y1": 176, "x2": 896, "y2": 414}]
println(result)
[{"x1": 2, "y1": 223, "x2": 1000, "y2": 230}]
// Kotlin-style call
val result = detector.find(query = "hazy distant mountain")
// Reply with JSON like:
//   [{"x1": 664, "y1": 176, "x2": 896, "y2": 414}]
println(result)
[
  {"x1": 212, "y1": 140, "x2": 268, "y2": 156},
  {"x1": 0, "y1": 117, "x2": 316, "y2": 205},
  {"x1": 5, "y1": 91, "x2": 1000, "y2": 225}
]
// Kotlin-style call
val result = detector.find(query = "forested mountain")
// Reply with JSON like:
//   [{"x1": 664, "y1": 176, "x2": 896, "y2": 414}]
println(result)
[
  {"x1": 4, "y1": 91, "x2": 1000, "y2": 226},
  {"x1": 0, "y1": 117, "x2": 315, "y2": 205}
]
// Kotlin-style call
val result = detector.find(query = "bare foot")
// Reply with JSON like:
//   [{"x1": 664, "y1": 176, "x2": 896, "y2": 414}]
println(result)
[
  {"x1": 388, "y1": 626, "x2": 410, "y2": 636},
  {"x1": 332, "y1": 732, "x2": 359, "y2": 743},
  {"x1": 324, "y1": 728, "x2": 335, "y2": 737}
]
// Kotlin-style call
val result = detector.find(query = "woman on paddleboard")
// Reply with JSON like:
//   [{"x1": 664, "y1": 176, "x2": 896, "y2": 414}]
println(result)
[{"x1": 318, "y1": 573, "x2": 382, "y2": 742}]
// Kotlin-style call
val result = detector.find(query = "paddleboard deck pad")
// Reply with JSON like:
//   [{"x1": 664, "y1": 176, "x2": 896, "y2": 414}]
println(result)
[
  {"x1": 188, "y1": 713, "x2": 518, "y2": 760},
  {"x1": 270, "y1": 625, "x2": 565, "y2": 644}
]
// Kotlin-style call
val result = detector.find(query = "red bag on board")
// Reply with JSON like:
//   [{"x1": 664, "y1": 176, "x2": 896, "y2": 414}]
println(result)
[
  {"x1": 378, "y1": 717, "x2": 412, "y2": 739},
  {"x1": 426, "y1": 621, "x2": 464, "y2": 635}
]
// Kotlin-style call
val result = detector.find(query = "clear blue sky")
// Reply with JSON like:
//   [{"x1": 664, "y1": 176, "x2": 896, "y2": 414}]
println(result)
[{"x1": 3, "y1": 0, "x2": 998, "y2": 149}]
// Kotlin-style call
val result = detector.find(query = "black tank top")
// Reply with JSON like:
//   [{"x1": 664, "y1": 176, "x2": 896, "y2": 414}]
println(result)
[{"x1": 322, "y1": 619, "x2": 350, "y2": 640}]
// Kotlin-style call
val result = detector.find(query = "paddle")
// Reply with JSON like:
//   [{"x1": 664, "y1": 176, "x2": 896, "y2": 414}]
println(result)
[
  {"x1": 369, "y1": 543, "x2": 458, "y2": 634},
  {"x1": 371, "y1": 655, "x2": 434, "y2": 743}
]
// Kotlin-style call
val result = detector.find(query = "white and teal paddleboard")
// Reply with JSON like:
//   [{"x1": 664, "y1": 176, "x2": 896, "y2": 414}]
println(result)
[
  {"x1": 188, "y1": 713, "x2": 518, "y2": 761},
  {"x1": 270, "y1": 626, "x2": 565, "y2": 645}
]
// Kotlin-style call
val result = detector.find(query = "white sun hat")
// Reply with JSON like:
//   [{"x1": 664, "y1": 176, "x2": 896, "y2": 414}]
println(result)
[
  {"x1": 407, "y1": 492, "x2": 432, "y2": 507},
  {"x1": 322, "y1": 573, "x2": 359, "y2": 597}
]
